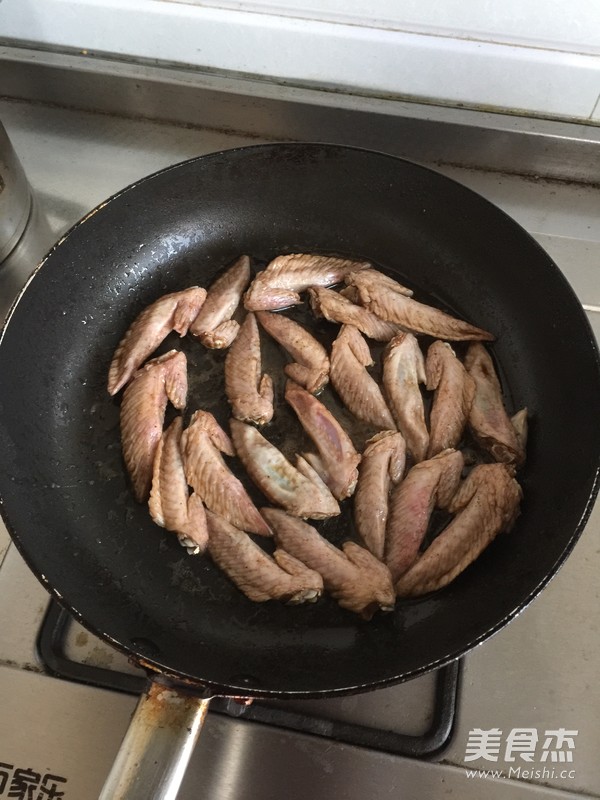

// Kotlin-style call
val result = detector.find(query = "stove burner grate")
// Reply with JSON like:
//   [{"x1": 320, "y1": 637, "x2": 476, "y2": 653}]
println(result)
[{"x1": 38, "y1": 600, "x2": 461, "y2": 759}]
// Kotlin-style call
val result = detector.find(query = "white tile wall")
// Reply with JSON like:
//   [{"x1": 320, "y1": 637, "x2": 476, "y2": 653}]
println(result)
[
  {"x1": 0, "y1": 2, "x2": 599, "y2": 125},
  {"x1": 166, "y1": 0, "x2": 600, "y2": 54}
]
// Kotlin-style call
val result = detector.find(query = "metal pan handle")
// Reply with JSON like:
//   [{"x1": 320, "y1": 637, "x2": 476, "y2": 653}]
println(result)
[{"x1": 99, "y1": 679, "x2": 211, "y2": 800}]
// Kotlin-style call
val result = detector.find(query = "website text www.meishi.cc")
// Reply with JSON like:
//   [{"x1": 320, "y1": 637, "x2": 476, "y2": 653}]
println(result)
[{"x1": 465, "y1": 766, "x2": 576, "y2": 780}]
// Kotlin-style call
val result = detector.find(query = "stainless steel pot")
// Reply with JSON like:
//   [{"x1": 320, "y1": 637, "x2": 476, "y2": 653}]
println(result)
[{"x1": 0, "y1": 121, "x2": 31, "y2": 262}]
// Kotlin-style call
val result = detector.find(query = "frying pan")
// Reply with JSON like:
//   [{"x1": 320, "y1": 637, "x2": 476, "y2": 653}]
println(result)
[{"x1": 0, "y1": 143, "x2": 599, "y2": 798}]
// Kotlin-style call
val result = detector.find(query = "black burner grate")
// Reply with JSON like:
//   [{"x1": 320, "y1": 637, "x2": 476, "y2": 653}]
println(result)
[{"x1": 37, "y1": 600, "x2": 461, "y2": 759}]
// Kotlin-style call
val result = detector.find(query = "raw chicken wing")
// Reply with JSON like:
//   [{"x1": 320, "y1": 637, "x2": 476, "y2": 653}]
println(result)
[
  {"x1": 256, "y1": 310, "x2": 329, "y2": 394},
  {"x1": 108, "y1": 287, "x2": 206, "y2": 395},
  {"x1": 229, "y1": 419, "x2": 340, "y2": 518},
  {"x1": 465, "y1": 344, "x2": 526, "y2": 466},
  {"x1": 354, "y1": 431, "x2": 406, "y2": 559},
  {"x1": 206, "y1": 511, "x2": 323, "y2": 604},
  {"x1": 148, "y1": 417, "x2": 208, "y2": 552},
  {"x1": 285, "y1": 380, "x2": 361, "y2": 500},
  {"x1": 224, "y1": 312, "x2": 274, "y2": 425},
  {"x1": 120, "y1": 350, "x2": 188, "y2": 502},
  {"x1": 330, "y1": 325, "x2": 396, "y2": 430},
  {"x1": 383, "y1": 333, "x2": 429, "y2": 462},
  {"x1": 190, "y1": 255, "x2": 251, "y2": 348},
  {"x1": 308, "y1": 286, "x2": 402, "y2": 342},
  {"x1": 182, "y1": 410, "x2": 271, "y2": 536},
  {"x1": 385, "y1": 449, "x2": 463, "y2": 582},
  {"x1": 426, "y1": 340, "x2": 475, "y2": 457},
  {"x1": 395, "y1": 463, "x2": 522, "y2": 596},
  {"x1": 511, "y1": 408, "x2": 528, "y2": 451},
  {"x1": 349, "y1": 269, "x2": 494, "y2": 341},
  {"x1": 244, "y1": 253, "x2": 370, "y2": 311},
  {"x1": 343, "y1": 267, "x2": 413, "y2": 297},
  {"x1": 263, "y1": 508, "x2": 395, "y2": 618}
]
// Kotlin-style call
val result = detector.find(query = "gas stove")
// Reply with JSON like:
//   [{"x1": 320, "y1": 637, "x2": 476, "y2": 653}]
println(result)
[{"x1": 0, "y1": 48, "x2": 599, "y2": 800}]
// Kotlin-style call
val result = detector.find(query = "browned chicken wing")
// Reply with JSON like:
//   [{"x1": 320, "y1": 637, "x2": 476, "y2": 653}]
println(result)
[
  {"x1": 224, "y1": 312, "x2": 274, "y2": 425},
  {"x1": 206, "y1": 511, "x2": 323, "y2": 604},
  {"x1": 120, "y1": 350, "x2": 188, "y2": 503},
  {"x1": 354, "y1": 431, "x2": 406, "y2": 559},
  {"x1": 308, "y1": 286, "x2": 402, "y2": 341},
  {"x1": 511, "y1": 408, "x2": 528, "y2": 451},
  {"x1": 426, "y1": 341, "x2": 476, "y2": 457},
  {"x1": 148, "y1": 417, "x2": 208, "y2": 553},
  {"x1": 339, "y1": 285, "x2": 360, "y2": 303},
  {"x1": 108, "y1": 287, "x2": 206, "y2": 395},
  {"x1": 244, "y1": 253, "x2": 370, "y2": 311},
  {"x1": 465, "y1": 344, "x2": 526, "y2": 466},
  {"x1": 256, "y1": 310, "x2": 330, "y2": 394},
  {"x1": 344, "y1": 267, "x2": 413, "y2": 297},
  {"x1": 284, "y1": 380, "x2": 361, "y2": 500},
  {"x1": 330, "y1": 325, "x2": 396, "y2": 430},
  {"x1": 349, "y1": 269, "x2": 494, "y2": 341},
  {"x1": 383, "y1": 333, "x2": 429, "y2": 462},
  {"x1": 181, "y1": 410, "x2": 271, "y2": 536},
  {"x1": 229, "y1": 418, "x2": 340, "y2": 518},
  {"x1": 395, "y1": 463, "x2": 522, "y2": 596},
  {"x1": 262, "y1": 508, "x2": 395, "y2": 618},
  {"x1": 385, "y1": 449, "x2": 464, "y2": 583},
  {"x1": 189, "y1": 255, "x2": 251, "y2": 348}
]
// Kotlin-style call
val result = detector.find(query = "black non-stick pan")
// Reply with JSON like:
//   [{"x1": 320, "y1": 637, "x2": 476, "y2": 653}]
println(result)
[{"x1": 0, "y1": 144, "x2": 599, "y2": 798}]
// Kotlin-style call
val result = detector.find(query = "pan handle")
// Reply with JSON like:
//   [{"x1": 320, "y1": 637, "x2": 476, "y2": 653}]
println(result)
[{"x1": 99, "y1": 678, "x2": 211, "y2": 800}]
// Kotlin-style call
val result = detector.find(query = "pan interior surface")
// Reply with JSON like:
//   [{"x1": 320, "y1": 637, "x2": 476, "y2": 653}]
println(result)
[{"x1": 0, "y1": 143, "x2": 598, "y2": 697}]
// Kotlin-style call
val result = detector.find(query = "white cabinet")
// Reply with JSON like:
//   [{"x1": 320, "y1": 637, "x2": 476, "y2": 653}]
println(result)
[{"x1": 0, "y1": 0, "x2": 599, "y2": 121}]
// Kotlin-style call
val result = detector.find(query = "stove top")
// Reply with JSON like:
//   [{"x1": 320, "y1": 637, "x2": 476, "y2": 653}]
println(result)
[
  {"x1": 38, "y1": 600, "x2": 461, "y2": 758},
  {"x1": 0, "y1": 55, "x2": 599, "y2": 799}
]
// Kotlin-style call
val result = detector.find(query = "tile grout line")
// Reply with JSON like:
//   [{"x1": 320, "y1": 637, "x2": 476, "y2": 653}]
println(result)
[{"x1": 589, "y1": 91, "x2": 600, "y2": 120}]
